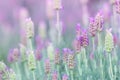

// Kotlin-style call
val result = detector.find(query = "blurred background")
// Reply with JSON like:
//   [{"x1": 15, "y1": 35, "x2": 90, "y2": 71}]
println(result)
[{"x1": 0, "y1": 0, "x2": 111, "y2": 63}]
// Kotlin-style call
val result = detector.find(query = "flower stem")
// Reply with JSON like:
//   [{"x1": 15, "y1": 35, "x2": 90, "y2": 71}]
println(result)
[
  {"x1": 65, "y1": 64, "x2": 69, "y2": 76},
  {"x1": 77, "y1": 53, "x2": 82, "y2": 76},
  {"x1": 57, "y1": 65, "x2": 61, "y2": 80},
  {"x1": 15, "y1": 62, "x2": 21, "y2": 80},
  {"x1": 37, "y1": 61, "x2": 42, "y2": 76},
  {"x1": 82, "y1": 48, "x2": 88, "y2": 68},
  {"x1": 70, "y1": 70, "x2": 74, "y2": 80},
  {"x1": 24, "y1": 62, "x2": 29, "y2": 80},
  {"x1": 32, "y1": 71, "x2": 36, "y2": 80}
]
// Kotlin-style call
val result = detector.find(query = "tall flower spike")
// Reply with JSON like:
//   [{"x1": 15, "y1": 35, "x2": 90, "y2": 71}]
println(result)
[
  {"x1": 95, "y1": 12, "x2": 104, "y2": 32},
  {"x1": 27, "y1": 50, "x2": 36, "y2": 71},
  {"x1": 55, "y1": 48, "x2": 60, "y2": 64},
  {"x1": 45, "y1": 59, "x2": 51, "y2": 74},
  {"x1": 53, "y1": 0, "x2": 62, "y2": 10},
  {"x1": 25, "y1": 18, "x2": 34, "y2": 38},
  {"x1": 67, "y1": 50, "x2": 75, "y2": 70},
  {"x1": 62, "y1": 74, "x2": 68, "y2": 80},
  {"x1": 115, "y1": 0, "x2": 120, "y2": 14},
  {"x1": 105, "y1": 29, "x2": 114, "y2": 53},
  {"x1": 88, "y1": 18, "x2": 97, "y2": 37},
  {"x1": 80, "y1": 30, "x2": 89, "y2": 47},
  {"x1": 63, "y1": 48, "x2": 69, "y2": 63}
]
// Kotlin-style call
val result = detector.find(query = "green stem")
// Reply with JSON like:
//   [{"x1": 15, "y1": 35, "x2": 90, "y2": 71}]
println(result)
[
  {"x1": 32, "y1": 71, "x2": 36, "y2": 80},
  {"x1": 108, "y1": 53, "x2": 113, "y2": 80},
  {"x1": 28, "y1": 38, "x2": 33, "y2": 50},
  {"x1": 65, "y1": 64, "x2": 69, "y2": 76},
  {"x1": 57, "y1": 65, "x2": 61, "y2": 80},
  {"x1": 92, "y1": 37, "x2": 95, "y2": 52},
  {"x1": 24, "y1": 62, "x2": 29, "y2": 80},
  {"x1": 15, "y1": 62, "x2": 21, "y2": 80},
  {"x1": 70, "y1": 70, "x2": 74, "y2": 80},
  {"x1": 77, "y1": 53, "x2": 82, "y2": 76},
  {"x1": 83, "y1": 48, "x2": 88, "y2": 68},
  {"x1": 37, "y1": 61, "x2": 42, "y2": 76}
]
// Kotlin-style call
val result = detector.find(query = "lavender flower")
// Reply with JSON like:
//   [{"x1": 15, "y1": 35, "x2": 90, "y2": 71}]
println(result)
[
  {"x1": 95, "y1": 12, "x2": 104, "y2": 32},
  {"x1": 7, "y1": 48, "x2": 20, "y2": 63},
  {"x1": 115, "y1": 0, "x2": 120, "y2": 14},
  {"x1": 63, "y1": 48, "x2": 69, "y2": 63},
  {"x1": 9, "y1": 68, "x2": 16, "y2": 80},
  {"x1": 52, "y1": 71, "x2": 58, "y2": 80},
  {"x1": 27, "y1": 50, "x2": 36, "y2": 71},
  {"x1": 0, "y1": 62, "x2": 6, "y2": 74},
  {"x1": 35, "y1": 49, "x2": 42, "y2": 61},
  {"x1": 62, "y1": 74, "x2": 68, "y2": 80},
  {"x1": 76, "y1": 24, "x2": 82, "y2": 38},
  {"x1": 53, "y1": 0, "x2": 62, "y2": 10},
  {"x1": 45, "y1": 59, "x2": 51, "y2": 74},
  {"x1": 55, "y1": 48, "x2": 60, "y2": 64},
  {"x1": 105, "y1": 29, "x2": 114, "y2": 53},
  {"x1": 73, "y1": 37, "x2": 81, "y2": 53},
  {"x1": 88, "y1": 18, "x2": 97, "y2": 37},
  {"x1": 25, "y1": 18, "x2": 34, "y2": 39},
  {"x1": 67, "y1": 50, "x2": 74, "y2": 70},
  {"x1": 80, "y1": 30, "x2": 89, "y2": 47}
]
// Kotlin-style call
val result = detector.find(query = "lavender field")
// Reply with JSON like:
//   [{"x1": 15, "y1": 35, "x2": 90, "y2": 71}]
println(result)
[{"x1": 0, "y1": 0, "x2": 120, "y2": 80}]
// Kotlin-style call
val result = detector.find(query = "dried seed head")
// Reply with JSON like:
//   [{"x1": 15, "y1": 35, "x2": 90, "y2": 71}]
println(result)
[
  {"x1": 95, "y1": 12, "x2": 104, "y2": 32},
  {"x1": 105, "y1": 29, "x2": 114, "y2": 53},
  {"x1": 25, "y1": 18, "x2": 34, "y2": 38},
  {"x1": 45, "y1": 59, "x2": 51, "y2": 74},
  {"x1": 62, "y1": 74, "x2": 68, "y2": 80},
  {"x1": 88, "y1": 18, "x2": 97, "y2": 37},
  {"x1": 52, "y1": 71, "x2": 58, "y2": 80},
  {"x1": 27, "y1": 50, "x2": 36, "y2": 71},
  {"x1": 53, "y1": 0, "x2": 62, "y2": 10},
  {"x1": 67, "y1": 50, "x2": 75, "y2": 70},
  {"x1": 55, "y1": 48, "x2": 60, "y2": 64}
]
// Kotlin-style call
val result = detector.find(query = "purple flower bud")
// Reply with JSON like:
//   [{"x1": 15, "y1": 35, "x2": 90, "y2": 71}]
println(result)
[
  {"x1": 7, "y1": 48, "x2": 20, "y2": 63},
  {"x1": 73, "y1": 37, "x2": 81, "y2": 53},
  {"x1": 79, "y1": 30, "x2": 89, "y2": 47},
  {"x1": 55, "y1": 48, "x2": 60, "y2": 64},
  {"x1": 88, "y1": 18, "x2": 97, "y2": 37},
  {"x1": 35, "y1": 49, "x2": 42, "y2": 61},
  {"x1": 115, "y1": 0, "x2": 120, "y2": 14},
  {"x1": 52, "y1": 71, "x2": 58, "y2": 80},
  {"x1": 62, "y1": 74, "x2": 68, "y2": 80},
  {"x1": 62, "y1": 48, "x2": 69, "y2": 63},
  {"x1": 76, "y1": 24, "x2": 82, "y2": 38},
  {"x1": 45, "y1": 59, "x2": 51, "y2": 74}
]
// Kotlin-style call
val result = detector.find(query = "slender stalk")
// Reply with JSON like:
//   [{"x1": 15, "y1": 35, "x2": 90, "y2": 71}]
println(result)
[
  {"x1": 24, "y1": 62, "x2": 29, "y2": 80},
  {"x1": 82, "y1": 48, "x2": 88, "y2": 68},
  {"x1": 70, "y1": 70, "x2": 74, "y2": 80},
  {"x1": 57, "y1": 65, "x2": 61, "y2": 80},
  {"x1": 77, "y1": 53, "x2": 82, "y2": 76},
  {"x1": 32, "y1": 71, "x2": 36, "y2": 80},
  {"x1": 108, "y1": 53, "x2": 114, "y2": 80},
  {"x1": 37, "y1": 61, "x2": 42, "y2": 76},
  {"x1": 15, "y1": 62, "x2": 21, "y2": 80},
  {"x1": 92, "y1": 37, "x2": 95, "y2": 52},
  {"x1": 65, "y1": 64, "x2": 69, "y2": 76}
]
